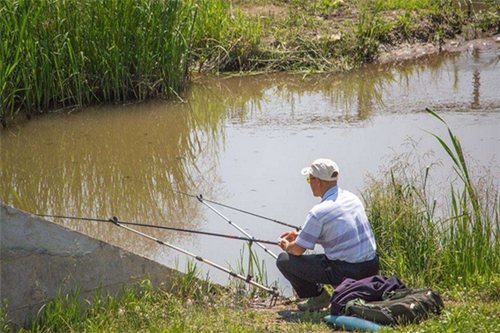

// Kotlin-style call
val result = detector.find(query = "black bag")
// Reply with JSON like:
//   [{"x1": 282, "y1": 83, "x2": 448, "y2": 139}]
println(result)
[{"x1": 344, "y1": 288, "x2": 444, "y2": 326}]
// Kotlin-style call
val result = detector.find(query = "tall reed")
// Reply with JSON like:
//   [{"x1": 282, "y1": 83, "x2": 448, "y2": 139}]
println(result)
[
  {"x1": 363, "y1": 109, "x2": 500, "y2": 290},
  {"x1": 1, "y1": 0, "x2": 197, "y2": 123},
  {"x1": 188, "y1": 0, "x2": 262, "y2": 72},
  {"x1": 227, "y1": 243, "x2": 274, "y2": 298},
  {"x1": 424, "y1": 109, "x2": 499, "y2": 288}
]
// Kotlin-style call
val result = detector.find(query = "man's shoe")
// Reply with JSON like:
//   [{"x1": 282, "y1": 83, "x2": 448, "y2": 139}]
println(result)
[{"x1": 297, "y1": 289, "x2": 331, "y2": 311}]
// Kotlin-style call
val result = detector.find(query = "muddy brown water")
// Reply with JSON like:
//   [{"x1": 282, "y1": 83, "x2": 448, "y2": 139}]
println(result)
[{"x1": 1, "y1": 44, "x2": 499, "y2": 296}]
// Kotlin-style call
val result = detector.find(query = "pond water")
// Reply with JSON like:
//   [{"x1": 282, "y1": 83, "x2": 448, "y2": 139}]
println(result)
[{"x1": 1, "y1": 43, "x2": 499, "y2": 296}]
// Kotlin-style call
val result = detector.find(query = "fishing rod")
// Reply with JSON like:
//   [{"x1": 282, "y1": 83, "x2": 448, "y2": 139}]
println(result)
[
  {"x1": 108, "y1": 216, "x2": 279, "y2": 302},
  {"x1": 193, "y1": 195, "x2": 279, "y2": 260},
  {"x1": 172, "y1": 190, "x2": 301, "y2": 231},
  {"x1": 36, "y1": 214, "x2": 279, "y2": 245}
]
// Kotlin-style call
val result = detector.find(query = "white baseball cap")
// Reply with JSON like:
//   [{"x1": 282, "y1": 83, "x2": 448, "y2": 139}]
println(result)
[{"x1": 301, "y1": 158, "x2": 340, "y2": 181}]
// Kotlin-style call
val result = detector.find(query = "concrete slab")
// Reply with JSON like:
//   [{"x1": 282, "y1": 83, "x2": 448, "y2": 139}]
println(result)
[{"x1": 0, "y1": 203, "x2": 179, "y2": 329}]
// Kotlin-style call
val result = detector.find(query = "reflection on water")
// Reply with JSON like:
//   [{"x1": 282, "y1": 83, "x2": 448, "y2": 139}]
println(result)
[
  {"x1": 1, "y1": 100, "x2": 229, "y2": 256},
  {"x1": 1, "y1": 44, "x2": 499, "y2": 289},
  {"x1": 193, "y1": 45, "x2": 498, "y2": 129}
]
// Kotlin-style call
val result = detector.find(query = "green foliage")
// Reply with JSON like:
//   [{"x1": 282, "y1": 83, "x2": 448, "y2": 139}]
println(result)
[
  {"x1": 0, "y1": 300, "x2": 12, "y2": 333},
  {"x1": 376, "y1": 0, "x2": 442, "y2": 10},
  {"x1": 288, "y1": 0, "x2": 345, "y2": 16},
  {"x1": 468, "y1": 3, "x2": 500, "y2": 34},
  {"x1": 390, "y1": 300, "x2": 500, "y2": 333},
  {"x1": 189, "y1": 0, "x2": 262, "y2": 72},
  {"x1": 424, "y1": 109, "x2": 500, "y2": 287},
  {"x1": 353, "y1": 0, "x2": 395, "y2": 61},
  {"x1": 27, "y1": 288, "x2": 84, "y2": 332},
  {"x1": 170, "y1": 260, "x2": 219, "y2": 301},
  {"x1": 227, "y1": 243, "x2": 273, "y2": 298},
  {"x1": 1, "y1": 0, "x2": 196, "y2": 122},
  {"x1": 363, "y1": 110, "x2": 500, "y2": 289},
  {"x1": 18, "y1": 279, "x2": 209, "y2": 333}
]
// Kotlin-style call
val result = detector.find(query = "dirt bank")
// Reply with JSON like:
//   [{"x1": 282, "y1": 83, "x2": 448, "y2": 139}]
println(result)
[{"x1": 232, "y1": 1, "x2": 500, "y2": 71}]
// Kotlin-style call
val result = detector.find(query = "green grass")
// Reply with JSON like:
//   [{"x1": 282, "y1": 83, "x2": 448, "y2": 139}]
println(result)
[
  {"x1": 226, "y1": 243, "x2": 275, "y2": 298},
  {"x1": 189, "y1": 0, "x2": 262, "y2": 72},
  {"x1": 2, "y1": 278, "x2": 499, "y2": 332},
  {"x1": 376, "y1": 0, "x2": 439, "y2": 10}
]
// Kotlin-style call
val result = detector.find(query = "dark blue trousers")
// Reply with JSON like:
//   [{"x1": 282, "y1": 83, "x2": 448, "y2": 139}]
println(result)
[{"x1": 276, "y1": 252, "x2": 379, "y2": 298}]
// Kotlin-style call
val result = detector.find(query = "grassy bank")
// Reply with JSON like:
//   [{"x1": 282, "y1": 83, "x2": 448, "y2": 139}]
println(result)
[
  {"x1": 210, "y1": 0, "x2": 500, "y2": 71},
  {"x1": 2, "y1": 282, "x2": 499, "y2": 332},
  {"x1": 2, "y1": 0, "x2": 499, "y2": 126}
]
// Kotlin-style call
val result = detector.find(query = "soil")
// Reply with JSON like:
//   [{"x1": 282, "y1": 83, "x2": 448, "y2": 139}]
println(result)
[{"x1": 249, "y1": 295, "x2": 344, "y2": 332}]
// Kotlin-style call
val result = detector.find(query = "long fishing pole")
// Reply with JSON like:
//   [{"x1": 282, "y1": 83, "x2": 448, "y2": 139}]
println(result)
[
  {"x1": 108, "y1": 217, "x2": 279, "y2": 300},
  {"x1": 194, "y1": 195, "x2": 279, "y2": 260},
  {"x1": 172, "y1": 190, "x2": 301, "y2": 231},
  {"x1": 36, "y1": 214, "x2": 279, "y2": 245}
]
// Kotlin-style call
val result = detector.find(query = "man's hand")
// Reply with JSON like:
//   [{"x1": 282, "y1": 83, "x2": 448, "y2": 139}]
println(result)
[
  {"x1": 280, "y1": 230, "x2": 299, "y2": 242},
  {"x1": 278, "y1": 238, "x2": 290, "y2": 251},
  {"x1": 278, "y1": 230, "x2": 306, "y2": 256}
]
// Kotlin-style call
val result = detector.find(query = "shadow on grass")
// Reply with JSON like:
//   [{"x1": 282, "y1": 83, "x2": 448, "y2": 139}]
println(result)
[{"x1": 277, "y1": 308, "x2": 329, "y2": 323}]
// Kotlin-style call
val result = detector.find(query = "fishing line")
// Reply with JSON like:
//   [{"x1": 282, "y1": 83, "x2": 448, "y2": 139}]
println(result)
[
  {"x1": 36, "y1": 214, "x2": 279, "y2": 245},
  {"x1": 171, "y1": 190, "x2": 301, "y2": 231},
  {"x1": 193, "y1": 195, "x2": 279, "y2": 260},
  {"x1": 108, "y1": 216, "x2": 279, "y2": 302}
]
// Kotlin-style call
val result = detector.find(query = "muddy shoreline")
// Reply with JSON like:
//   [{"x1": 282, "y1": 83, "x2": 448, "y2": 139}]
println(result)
[{"x1": 377, "y1": 34, "x2": 500, "y2": 64}]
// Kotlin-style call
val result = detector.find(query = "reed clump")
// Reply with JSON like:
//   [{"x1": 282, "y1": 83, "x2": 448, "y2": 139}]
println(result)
[
  {"x1": 363, "y1": 109, "x2": 500, "y2": 294},
  {"x1": 0, "y1": 0, "x2": 262, "y2": 125},
  {"x1": 189, "y1": 1, "x2": 262, "y2": 72},
  {"x1": 0, "y1": 0, "x2": 197, "y2": 124}
]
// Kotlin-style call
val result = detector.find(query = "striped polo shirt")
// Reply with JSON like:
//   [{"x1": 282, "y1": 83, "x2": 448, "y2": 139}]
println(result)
[{"x1": 295, "y1": 186, "x2": 377, "y2": 263}]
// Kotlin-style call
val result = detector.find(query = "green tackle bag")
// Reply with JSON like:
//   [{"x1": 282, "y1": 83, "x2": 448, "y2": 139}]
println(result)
[{"x1": 344, "y1": 288, "x2": 444, "y2": 326}]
